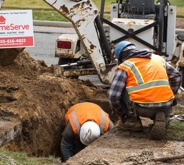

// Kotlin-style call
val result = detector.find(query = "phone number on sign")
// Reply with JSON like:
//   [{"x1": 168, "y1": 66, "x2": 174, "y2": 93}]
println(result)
[{"x1": 0, "y1": 39, "x2": 26, "y2": 44}]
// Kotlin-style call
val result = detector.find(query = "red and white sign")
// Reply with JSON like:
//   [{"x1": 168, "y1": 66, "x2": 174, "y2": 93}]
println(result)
[{"x1": 0, "y1": 10, "x2": 34, "y2": 48}]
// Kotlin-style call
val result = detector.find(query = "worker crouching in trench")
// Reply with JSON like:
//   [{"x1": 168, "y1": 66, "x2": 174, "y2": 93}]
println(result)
[
  {"x1": 60, "y1": 102, "x2": 114, "y2": 162},
  {"x1": 108, "y1": 41, "x2": 181, "y2": 140}
]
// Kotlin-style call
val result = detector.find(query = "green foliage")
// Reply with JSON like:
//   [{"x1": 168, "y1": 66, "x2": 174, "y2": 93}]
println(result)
[
  {"x1": 2, "y1": 0, "x2": 184, "y2": 21},
  {"x1": 33, "y1": 11, "x2": 68, "y2": 22},
  {"x1": 0, "y1": 149, "x2": 61, "y2": 165},
  {"x1": 170, "y1": 0, "x2": 184, "y2": 7},
  {"x1": 3, "y1": 0, "x2": 184, "y2": 9},
  {"x1": 3, "y1": 0, "x2": 50, "y2": 8},
  {"x1": 166, "y1": 121, "x2": 184, "y2": 141}
]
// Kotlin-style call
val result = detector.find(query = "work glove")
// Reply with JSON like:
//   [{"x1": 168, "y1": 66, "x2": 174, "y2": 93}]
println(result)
[{"x1": 172, "y1": 97, "x2": 177, "y2": 106}]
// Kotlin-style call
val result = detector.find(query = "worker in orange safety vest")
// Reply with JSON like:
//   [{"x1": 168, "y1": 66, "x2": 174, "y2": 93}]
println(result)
[
  {"x1": 60, "y1": 102, "x2": 114, "y2": 162},
  {"x1": 108, "y1": 41, "x2": 181, "y2": 140}
]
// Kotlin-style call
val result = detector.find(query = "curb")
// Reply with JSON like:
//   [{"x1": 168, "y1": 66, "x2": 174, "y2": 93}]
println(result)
[
  {"x1": 33, "y1": 20, "x2": 72, "y2": 28},
  {"x1": 33, "y1": 20, "x2": 184, "y2": 33}
]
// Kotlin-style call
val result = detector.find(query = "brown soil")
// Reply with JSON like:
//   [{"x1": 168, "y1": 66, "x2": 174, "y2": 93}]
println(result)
[
  {"x1": 176, "y1": 18, "x2": 184, "y2": 29},
  {"x1": 0, "y1": 51, "x2": 108, "y2": 157}
]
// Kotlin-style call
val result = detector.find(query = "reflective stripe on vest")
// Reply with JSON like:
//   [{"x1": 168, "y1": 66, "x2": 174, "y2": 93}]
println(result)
[
  {"x1": 71, "y1": 108, "x2": 80, "y2": 133},
  {"x1": 70, "y1": 108, "x2": 106, "y2": 134},
  {"x1": 127, "y1": 80, "x2": 170, "y2": 93},
  {"x1": 122, "y1": 61, "x2": 144, "y2": 85},
  {"x1": 118, "y1": 54, "x2": 174, "y2": 103},
  {"x1": 99, "y1": 109, "x2": 106, "y2": 134}
]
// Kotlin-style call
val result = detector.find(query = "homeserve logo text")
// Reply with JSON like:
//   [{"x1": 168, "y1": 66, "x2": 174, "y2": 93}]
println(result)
[
  {"x1": 0, "y1": 15, "x2": 6, "y2": 24},
  {"x1": 0, "y1": 15, "x2": 30, "y2": 30}
]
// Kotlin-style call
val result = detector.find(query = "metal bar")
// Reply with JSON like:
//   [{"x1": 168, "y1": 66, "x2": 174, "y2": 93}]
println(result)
[
  {"x1": 103, "y1": 18, "x2": 164, "y2": 54},
  {"x1": 182, "y1": 67, "x2": 184, "y2": 88},
  {"x1": 113, "y1": 21, "x2": 158, "y2": 41},
  {"x1": 95, "y1": 16, "x2": 112, "y2": 63},
  {"x1": 158, "y1": 0, "x2": 164, "y2": 54},
  {"x1": 100, "y1": 0, "x2": 105, "y2": 23},
  {"x1": 59, "y1": 60, "x2": 91, "y2": 68}
]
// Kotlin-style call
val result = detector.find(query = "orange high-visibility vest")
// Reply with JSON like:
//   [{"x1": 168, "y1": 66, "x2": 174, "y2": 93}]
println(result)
[
  {"x1": 65, "y1": 102, "x2": 110, "y2": 135},
  {"x1": 118, "y1": 54, "x2": 174, "y2": 103}
]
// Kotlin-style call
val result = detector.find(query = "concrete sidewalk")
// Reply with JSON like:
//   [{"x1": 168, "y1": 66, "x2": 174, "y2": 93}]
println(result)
[{"x1": 33, "y1": 20, "x2": 72, "y2": 28}]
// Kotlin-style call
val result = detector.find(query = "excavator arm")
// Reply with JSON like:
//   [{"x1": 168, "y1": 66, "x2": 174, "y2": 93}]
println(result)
[{"x1": 44, "y1": 0, "x2": 116, "y2": 84}]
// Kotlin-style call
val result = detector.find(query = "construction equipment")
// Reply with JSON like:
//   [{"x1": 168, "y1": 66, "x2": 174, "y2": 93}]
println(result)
[
  {"x1": 0, "y1": 0, "x2": 25, "y2": 66},
  {"x1": 0, "y1": 0, "x2": 4, "y2": 8},
  {"x1": 45, "y1": 0, "x2": 184, "y2": 85}
]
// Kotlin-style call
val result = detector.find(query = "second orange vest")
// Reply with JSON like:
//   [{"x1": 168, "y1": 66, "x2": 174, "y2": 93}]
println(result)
[
  {"x1": 118, "y1": 54, "x2": 174, "y2": 104},
  {"x1": 65, "y1": 102, "x2": 110, "y2": 135}
]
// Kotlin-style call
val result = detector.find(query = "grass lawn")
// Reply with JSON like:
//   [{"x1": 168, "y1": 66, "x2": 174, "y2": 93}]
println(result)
[
  {"x1": 0, "y1": 149, "x2": 61, "y2": 165},
  {"x1": 3, "y1": 0, "x2": 184, "y2": 8},
  {"x1": 2, "y1": 0, "x2": 184, "y2": 21},
  {"x1": 167, "y1": 120, "x2": 184, "y2": 141}
]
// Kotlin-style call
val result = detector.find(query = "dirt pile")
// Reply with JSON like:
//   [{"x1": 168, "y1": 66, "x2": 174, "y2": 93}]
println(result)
[
  {"x1": 0, "y1": 48, "x2": 24, "y2": 66},
  {"x1": 0, "y1": 51, "x2": 108, "y2": 157}
]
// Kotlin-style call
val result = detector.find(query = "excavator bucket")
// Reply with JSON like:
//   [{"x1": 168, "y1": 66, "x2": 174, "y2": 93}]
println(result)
[{"x1": 0, "y1": 48, "x2": 24, "y2": 66}]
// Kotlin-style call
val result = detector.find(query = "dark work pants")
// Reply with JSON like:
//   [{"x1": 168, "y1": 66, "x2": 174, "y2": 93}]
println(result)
[
  {"x1": 121, "y1": 89, "x2": 172, "y2": 124},
  {"x1": 135, "y1": 104, "x2": 172, "y2": 124}
]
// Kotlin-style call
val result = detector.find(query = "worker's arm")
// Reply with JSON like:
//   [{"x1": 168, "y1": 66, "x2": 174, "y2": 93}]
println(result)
[
  {"x1": 108, "y1": 69, "x2": 127, "y2": 115},
  {"x1": 60, "y1": 122, "x2": 75, "y2": 162},
  {"x1": 108, "y1": 120, "x2": 114, "y2": 130},
  {"x1": 166, "y1": 63, "x2": 181, "y2": 94}
]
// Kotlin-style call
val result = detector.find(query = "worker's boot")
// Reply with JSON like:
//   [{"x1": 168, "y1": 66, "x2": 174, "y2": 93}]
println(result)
[
  {"x1": 151, "y1": 112, "x2": 166, "y2": 140},
  {"x1": 118, "y1": 111, "x2": 143, "y2": 132}
]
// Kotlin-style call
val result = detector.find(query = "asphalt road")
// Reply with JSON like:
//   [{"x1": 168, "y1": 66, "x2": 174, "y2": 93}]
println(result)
[{"x1": 26, "y1": 25, "x2": 75, "y2": 66}]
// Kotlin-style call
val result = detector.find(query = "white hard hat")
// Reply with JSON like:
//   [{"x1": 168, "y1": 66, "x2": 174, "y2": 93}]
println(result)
[{"x1": 80, "y1": 121, "x2": 100, "y2": 145}]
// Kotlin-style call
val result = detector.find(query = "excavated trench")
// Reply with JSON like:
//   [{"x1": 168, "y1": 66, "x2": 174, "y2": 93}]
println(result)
[
  {"x1": 0, "y1": 90, "x2": 117, "y2": 161},
  {"x1": 0, "y1": 100, "x2": 117, "y2": 162},
  {"x1": 0, "y1": 50, "x2": 119, "y2": 162}
]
